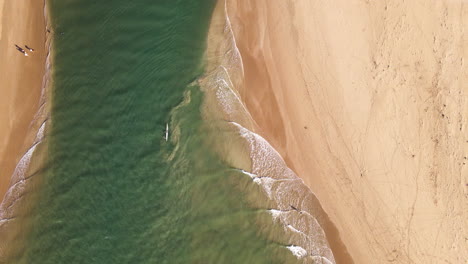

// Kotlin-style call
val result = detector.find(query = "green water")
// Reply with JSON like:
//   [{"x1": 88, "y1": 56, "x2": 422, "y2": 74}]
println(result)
[{"x1": 6, "y1": 1, "x2": 300, "y2": 263}]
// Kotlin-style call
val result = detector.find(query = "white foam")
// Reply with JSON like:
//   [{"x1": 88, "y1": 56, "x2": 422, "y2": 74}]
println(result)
[
  {"x1": 311, "y1": 256, "x2": 334, "y2": 264},
  {"x1": 286, "y1": 245, "x2": 308, "y2": 259},
  {"x1": 218, "y1": 66, "x2": 248, "y2": 115},
  {"x1": 0, "y1": 145, "x2": 37, "y2": 222},
  {"x1": 200, "y1": 2, "x2": 337, "y2": 262},
  {"x1": 268, "y1": 209, "x2": 282, "y2": 220},
  {"x1": 214, "y1": 70, "x2": 236, "y2": 115},
  {"x1": 226, "y1": 122, "x2": 336, "y2": 262},
  {"x1": 224, "y1": 1, "x2": 244, "y2": 76},
  {"x1": 287, "y1": 224, "x2": 303, "y2": 234},
  {"x1": 10, "y1": 144, "x2": 38, "y2": 183},
  {"x1": 240, "y1": 168, "x2": 297, "y2": 199},
  {"x1": 211, "y1": 67, "x2": 253, "y2": 125},
  {"x1": 35, "y1": 121, "x2": 46, "y2": 143},
  {"x1": 240, "y1": 169, "x2": 257, "y2": 179},
  {"x1": 229, "y1": 121, "x2": 296, "y2": 179},
  {"x1": 253, "y1": 177, "x2": 275, "y2": 198},
  {"x1": 0, "y1": 119, "x2": 46, "y2": 220}
]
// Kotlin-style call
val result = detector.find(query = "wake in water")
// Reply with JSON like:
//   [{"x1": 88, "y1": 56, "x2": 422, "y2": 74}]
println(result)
[{"x1": 198, "y1": 1, "x2": 336, "y2": 263}]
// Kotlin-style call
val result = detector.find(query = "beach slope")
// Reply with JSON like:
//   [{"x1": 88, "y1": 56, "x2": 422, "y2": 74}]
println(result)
[
  {"x1": 0, "y1": 0, "x2": 46, "y2": 202},
  {"x1": 227, "y1": 1, "x2": 467, "y2": 263}
]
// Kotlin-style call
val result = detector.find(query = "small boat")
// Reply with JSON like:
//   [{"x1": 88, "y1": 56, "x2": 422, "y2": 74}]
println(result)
[{"x1": 164, "y1": 123, "x2": 169, "y2": 141}]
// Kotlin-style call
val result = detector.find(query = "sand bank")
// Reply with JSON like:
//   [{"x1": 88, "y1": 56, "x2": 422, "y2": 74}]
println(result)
[
  {"x1": 226, "y1": 1, "x2": 467, "y2": 263},
  {"x1": 202, "y1": 2, "x2": 351, "y2": 262},
  {"x1": 0, "y1": 0, "x2": 47, "y2": 204}
]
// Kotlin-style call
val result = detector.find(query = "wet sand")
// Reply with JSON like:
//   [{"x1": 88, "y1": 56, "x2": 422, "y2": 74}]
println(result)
[
  {"x1": 0, "y1": 0, "x2": 47, "y2": 204},
  {"x1": 226, "y1": 0, "x2": 467, "y2": 263}
]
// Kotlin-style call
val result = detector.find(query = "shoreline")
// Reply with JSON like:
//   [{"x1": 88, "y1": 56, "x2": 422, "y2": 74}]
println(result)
[
  {"x1": 0, "y1": 0, "x2": 51, "y2": 260},
  {"x1": 201, "y1": 1, "x2": 350, "y2": 262},
  {"x1": 0, "y1": 0, "x2": 48, "y2": 206},
  {"x1": 226, "y1": 1, "x2": 467, "y2": 263}
]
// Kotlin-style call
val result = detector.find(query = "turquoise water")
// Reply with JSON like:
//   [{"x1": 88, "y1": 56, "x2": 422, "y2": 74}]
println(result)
[{"x1": 4, "y1": 1, "x2": 305, "y2": 263}]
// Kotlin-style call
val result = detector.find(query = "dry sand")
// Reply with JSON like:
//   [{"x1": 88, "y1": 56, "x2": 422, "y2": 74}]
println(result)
[
  {"x1": 0, "y1": 0, "x2": 46, "y2": 204},
  {"x1": 226, "y1": 0, "x2": 467, "y2": 263}
]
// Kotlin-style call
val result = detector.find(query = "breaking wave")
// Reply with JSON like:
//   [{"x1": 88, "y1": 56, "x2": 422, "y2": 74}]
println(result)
[{"x1": 198, "y1": 1, "x2": 336, "y2": 263}]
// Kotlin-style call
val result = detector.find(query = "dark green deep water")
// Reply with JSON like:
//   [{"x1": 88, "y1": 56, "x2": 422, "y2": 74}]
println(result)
[{"x1": 7, "y1": 1, "x2": 300, "y2": 263}]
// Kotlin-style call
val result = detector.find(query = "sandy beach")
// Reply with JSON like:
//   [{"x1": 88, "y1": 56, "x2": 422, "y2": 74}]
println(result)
[
  {"x1": 227, "y1": 0, "x2": 467, "y2": 263},
  {"x1": 0, "y1": 0, "x2": 46, "y2": 204}
]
